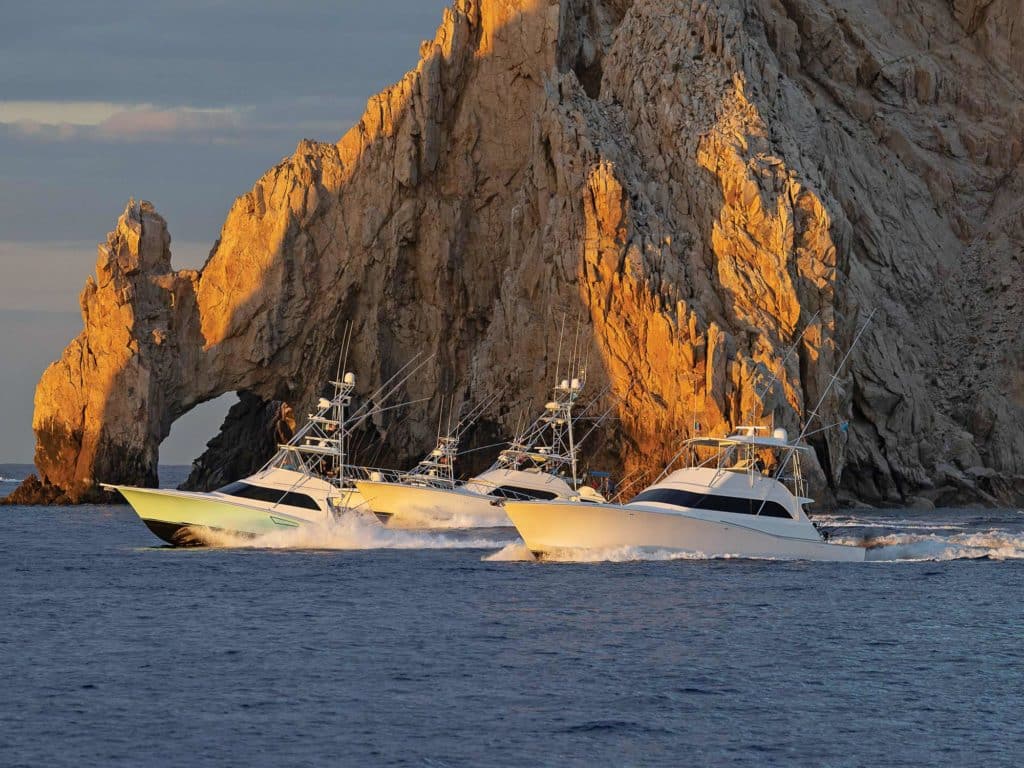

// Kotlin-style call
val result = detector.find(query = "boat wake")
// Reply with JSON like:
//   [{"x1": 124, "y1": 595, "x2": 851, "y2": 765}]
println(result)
[
  {"x1": 482, "y1": 511, "x2": 1024, "y2": 563},
  {"x1": 483, "y1": 542, "x2": 733, "y2": 563},
  {"x1": 542, "y1": 547, "x2": 725, "y2": 563},
  {"x1": 192, "y1": 514, "x2": 512, "y2": 551},
  {"x1": 840, "y1": 530, "x2": 1024, "y2": 561}
]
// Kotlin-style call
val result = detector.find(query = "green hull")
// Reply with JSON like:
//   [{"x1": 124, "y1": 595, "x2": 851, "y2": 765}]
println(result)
[{"x1": 114, "y1": 486, "x2": 321, "y2": 546}]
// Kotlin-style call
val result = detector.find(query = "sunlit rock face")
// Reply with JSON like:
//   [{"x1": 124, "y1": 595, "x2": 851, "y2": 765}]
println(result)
[{"x1": 7, "y1": 0, "x2": 1023, "y2": 506}]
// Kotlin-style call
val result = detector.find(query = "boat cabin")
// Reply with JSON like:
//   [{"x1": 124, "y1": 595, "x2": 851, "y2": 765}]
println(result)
[{"x1": 628, "y1": 427, "x2": 812, "y2": 522}]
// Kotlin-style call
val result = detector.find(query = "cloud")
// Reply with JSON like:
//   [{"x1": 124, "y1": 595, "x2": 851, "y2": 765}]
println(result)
[
  {"x1": 96, "y1": 105, "x2": 243, "y2": 140},
  {"x1": 0, "y1": 100, "x2": 245, "y2": 142},
  {"x1": 0, "y1": 240, "x2": 213, "y2": 312}
]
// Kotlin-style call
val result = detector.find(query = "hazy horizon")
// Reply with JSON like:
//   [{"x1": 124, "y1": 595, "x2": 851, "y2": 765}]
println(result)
[{"x1": 0, "y1": 1, "x2": 449, "y2": 464}]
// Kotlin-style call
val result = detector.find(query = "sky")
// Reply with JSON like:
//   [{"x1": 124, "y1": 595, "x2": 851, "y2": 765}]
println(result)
[{"x1": 0, "y1": 0, "x2": 450, "y2": 463}]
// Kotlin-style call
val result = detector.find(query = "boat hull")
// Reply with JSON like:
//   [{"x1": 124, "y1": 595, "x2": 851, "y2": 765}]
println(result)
[
  {"x1": 353, "y1": 481, "x2": 511, "y2": 528},
  {"x1": 504, "y1": 501, "x2": 866, "y2": 562},
  {"x1": 113, "y1": 486, "x2": 326, "y2": 545}
]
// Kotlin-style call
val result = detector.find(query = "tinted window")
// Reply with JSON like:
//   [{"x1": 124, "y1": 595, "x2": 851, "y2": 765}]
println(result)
[
  {"x1": 218, "y1": 482, "x2": 320, "y2": 511},
  {"x1": 489, "y1": 485, "x2": 560, "y2": 501},
  {"x1": 630, "y1": 488, "x2": 792, "y2": 519}
]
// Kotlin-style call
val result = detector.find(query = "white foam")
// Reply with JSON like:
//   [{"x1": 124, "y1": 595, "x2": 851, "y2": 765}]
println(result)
[
  {"x1": 195, "y1": 514, "x2": 510, "y2": 551},
  {"x1": 539, "y1": 546, "x2": 742, "y2": 563},
  {"x1": 833, "y1": 529, "x2": 1024, "y2": 561},
  {"x1": 482, "y1": 542, "x2": 537, "y2": 562},
  {"x1": 386, "y1": 510, "x2": 511, "y2": 530},
  {"x1": 813, "y1": 516, "x2": 966, "y2": 531}
]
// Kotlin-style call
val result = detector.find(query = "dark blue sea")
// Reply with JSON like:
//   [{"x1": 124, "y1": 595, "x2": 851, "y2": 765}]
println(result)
[{"x1": 2, "y1": 463, "x2": 1023, "y2": 767}]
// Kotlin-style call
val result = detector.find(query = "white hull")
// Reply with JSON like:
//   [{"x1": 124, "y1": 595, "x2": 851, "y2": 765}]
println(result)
[
  {"x1": 505, "y1": 501, "x2": 866, "y2": 562},
  {"x1": 354, "y1": 480, "x2": 511, "y2": 528},
  {"x1": 112, "y1": 483, "x2": 367, "y2": 545}
]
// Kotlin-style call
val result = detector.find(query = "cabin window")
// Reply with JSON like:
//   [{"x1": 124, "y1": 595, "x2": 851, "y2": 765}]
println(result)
[
  {"x1": 217, "y1": 482, "x2": 320, "y2": 511},
  {"x1": 488, "y1": 485, "x2": 560, "y2": 501},
  {"x1": 629, "y1": 488, "x2": 793, "y2": 519}
]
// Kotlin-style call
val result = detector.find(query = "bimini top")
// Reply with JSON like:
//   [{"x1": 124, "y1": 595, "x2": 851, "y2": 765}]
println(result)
[{"x1": 686, "y1": 426, "x2": 812, "y2": 453}]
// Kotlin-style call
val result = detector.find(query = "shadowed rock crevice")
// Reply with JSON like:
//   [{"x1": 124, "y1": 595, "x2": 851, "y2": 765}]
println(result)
[{"x1": 557, "y1": 0, "x2": 632, "y2": 98}]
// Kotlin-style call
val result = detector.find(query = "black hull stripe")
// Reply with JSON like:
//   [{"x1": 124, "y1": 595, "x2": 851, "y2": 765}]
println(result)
[{"x1": 141, "y1": 519, "x2": 256, "y2": 548}]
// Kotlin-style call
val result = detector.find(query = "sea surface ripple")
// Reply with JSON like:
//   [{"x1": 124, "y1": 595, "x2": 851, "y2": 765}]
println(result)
[{"x1": 1, "y1": 466, "x2": 1023, "y2": 767}]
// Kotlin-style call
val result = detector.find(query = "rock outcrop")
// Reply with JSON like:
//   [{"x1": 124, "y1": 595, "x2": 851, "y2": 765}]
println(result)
[{"x1": 7, "y1": 0, "x2": 1023, "y2": 507}]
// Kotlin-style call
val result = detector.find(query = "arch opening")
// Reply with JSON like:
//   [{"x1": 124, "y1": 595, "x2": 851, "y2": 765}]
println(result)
[{"x1": 159, "y1": 391, "x2": 294, "y2": 491}]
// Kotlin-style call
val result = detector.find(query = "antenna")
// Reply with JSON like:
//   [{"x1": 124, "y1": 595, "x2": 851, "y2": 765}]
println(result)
[
  {"x1": 570, "y1": 313, "x2": 582, "y2": 380},
  {"x1": 568, "y1": 374, "x2": 578, "y2": 488},
  {"x1": 337, "y1": 321, "x2": 353, "y2": 383},
  {"x1": 437, "y1": 394, "x2": 444, "y2": 442},
  {"x1": 795, "y1": 309, "x2": 874, "y2": 445},
  {"x1": 554, "y1": 314, "x2": 566, "y2": 387}
]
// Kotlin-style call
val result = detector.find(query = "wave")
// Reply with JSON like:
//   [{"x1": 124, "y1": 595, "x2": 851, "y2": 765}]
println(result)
[
  {"x1": 813, "y1": 518, "x2": 966, "y2": 531},
  {"x1": 0, "y1": 476, "x2": 21, "y2": 483},
  {"x1": 194, "y1": 514, "x2": 512, "y2": 551},
  {"x1": 483, "y1": 542, "x2": 537, "y2": 561},
  {"x1": 838, "y1": 530, "x2": 1024, "y2": 561},
  {"x1": 541, "y1": 546, "x2": 739, "y2": 563},
  {"x1": 483, "y1": 543, "x2": 749, "y2": 563}
]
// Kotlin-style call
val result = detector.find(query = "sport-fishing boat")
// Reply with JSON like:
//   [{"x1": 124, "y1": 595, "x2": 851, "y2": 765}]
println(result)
[
  {"x1": 108, "y1": 372, "x2": 371, "y2": 545},
  {"x1": 354, "y1": 372, "x2": 606, "y2": 528},
  {"x1": 504, "y1": 427, "x2": 867, "y2": 562}
]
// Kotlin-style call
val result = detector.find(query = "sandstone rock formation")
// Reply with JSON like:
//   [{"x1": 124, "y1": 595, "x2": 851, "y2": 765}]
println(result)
[{"x1": 7, "y1": 0, "x2": 1023, "y2": 507}]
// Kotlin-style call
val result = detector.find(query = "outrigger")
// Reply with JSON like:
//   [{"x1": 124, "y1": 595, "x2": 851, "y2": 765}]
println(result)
[{"x1": 355, "y1": 370, "x2": 607, "y2": 528}]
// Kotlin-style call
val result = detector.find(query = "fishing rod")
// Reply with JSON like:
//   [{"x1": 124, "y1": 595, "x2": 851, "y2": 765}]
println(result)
[
  {"x1": 743, "y1": 310, "x2": 821, "y2": 422},
  {"x1": 345, "y1": 351, "x2": 435, "y2": 426},
  {"x1": 753, "y1": 308, "x2": 876, "y2": 516},
  {"x1": 649, "y1": 312, "x2": 823, "y2": 487}
]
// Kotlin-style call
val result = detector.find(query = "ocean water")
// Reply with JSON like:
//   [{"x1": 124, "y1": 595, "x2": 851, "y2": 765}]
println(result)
[{"x1": 2, "y1": 464, "x2": 1023, "y2": 766}]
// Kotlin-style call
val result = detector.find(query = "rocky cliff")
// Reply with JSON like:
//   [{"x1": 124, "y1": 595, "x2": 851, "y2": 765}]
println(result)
[{"x1": 7, "y1": 0, "x2": 1023, "y2": 507}]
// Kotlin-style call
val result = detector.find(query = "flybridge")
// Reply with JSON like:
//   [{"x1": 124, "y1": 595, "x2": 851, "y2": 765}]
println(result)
[
  {"x1": 687, "y1": 426, "x2": 813, "y2": 453},
  {"x1": 264, "y1": 349, "x2": 435, "y2": 491},
  {"x1": 399, "y1": 395, "x2": 496, "y2": 488},
  {"x1": 268, "y1": 373, "x2": 357, "y2": 486},
  {"x1": 674, "y1": 426, "x2": 812, "y2": 505},
  {"x1": 492, "y1": 371, "x2": 594, "y2": 489}
]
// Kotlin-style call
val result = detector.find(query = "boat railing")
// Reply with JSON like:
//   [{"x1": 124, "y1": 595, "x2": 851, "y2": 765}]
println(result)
[{"x1": 341, "y1": 464, "x2": 457, "y2": 490}]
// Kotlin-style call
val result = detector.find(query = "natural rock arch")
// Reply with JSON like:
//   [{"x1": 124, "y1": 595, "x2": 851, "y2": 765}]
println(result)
[{"x1": 6, "y1": 0, "x2": 1023, "y2": 507}]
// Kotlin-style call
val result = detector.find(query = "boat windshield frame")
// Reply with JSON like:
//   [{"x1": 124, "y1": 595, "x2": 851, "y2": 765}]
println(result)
[{"x1": 678, "y1": 429, "x2": 810, "y2": 502}]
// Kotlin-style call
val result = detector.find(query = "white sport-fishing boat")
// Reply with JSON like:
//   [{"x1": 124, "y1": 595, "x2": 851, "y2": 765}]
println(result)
[
  {"x1": 108, "y1": 373, "x2": 371, "y2": 546},
  {"x1": 354, "y1": 372, "x2": 606, "y2": 528},
  {"x1": 504, "y1": 427, "x2": 866, "y2": 562}
]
